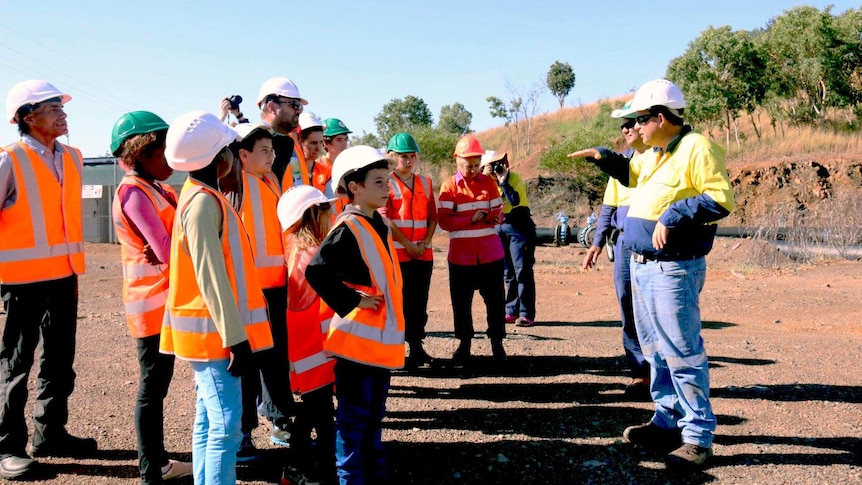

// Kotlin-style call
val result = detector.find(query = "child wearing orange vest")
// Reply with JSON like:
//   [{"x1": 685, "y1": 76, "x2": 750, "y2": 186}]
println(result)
[
  {"x1": 277, "y1": 185, "x2": 338, "y2": 485},
  {"x1": 110, "y1": 111, "x2": 191, "y2": 484},
  {"x1": 229, "y1": 124, "x2": 296, "y2": 458},
  {"x1": 380, "y1": 132, "x2": 437, "y2": 370},
  {"x1": 305, "y1": 146, "x2": 405, "y2": 485},
  {"x1": 160, "y1": 111, "x2": 274, "y2": 485}
]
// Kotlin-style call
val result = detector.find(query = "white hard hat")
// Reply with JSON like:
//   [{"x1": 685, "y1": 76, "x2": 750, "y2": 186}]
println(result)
[
  {"x1": 6, "y1": 80, "x2": 71, "y2": 123},
  {"x1": 257, "y1": 77, "x2": 308, "y2": 108},
  {"x1": 277, "y1": 185, "x2": 337, "y2": 230},
  {"x1": 165, "y1": 111, "x2": 238, "y2": 172},
  {"x1": 480, "y1": 149, "x2": 507, "y2": 167},
  {"x1": 331, "y1": 145, "x2": 393, "y2": 195},
  {"x1": 233, "y1": 123, "x2": 272, "y2": 141},
  {"x1": 298, "y1": 112, "x2": 323, "y2": 131},
  {"x1": 627, "y1": 79, "x2": 686, "y2": 114}
]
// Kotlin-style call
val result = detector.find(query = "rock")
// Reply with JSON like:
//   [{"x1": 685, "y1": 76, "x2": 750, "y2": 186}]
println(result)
[{"x1": 496, "y1": 453, "x2": 509, "y2": 463}]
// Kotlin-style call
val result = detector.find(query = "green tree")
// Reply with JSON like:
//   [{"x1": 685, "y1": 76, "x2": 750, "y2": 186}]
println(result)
[
  {"x1": 410, "y1": 125, "x2": 460, "y2": 167},
  {"x1": 667, "y1": 25, "x2": 770, "y2": 145},
  {"x1": 487, "y1": 81, "x2": 544, "y2": 157},
  {"x1": 373, "y1": 95, "x2": 433, "y2": 142},
  {"x1": 349, "y1": 130, "x2": 383, "y2": 149},
  {"x1": 546, "y1": 61, "x2": 576, "y2": 110},
  {"x1": 437, "y1": 102, "x2": 473, "y2": 135}
]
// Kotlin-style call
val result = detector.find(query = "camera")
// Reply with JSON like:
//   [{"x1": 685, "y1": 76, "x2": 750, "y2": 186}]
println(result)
[
  {"x1": 227, "y1": 95, "x2": 243, "y2": 110},
  {"x1": 490, "y1": 161, "x2": 506, "y2": 175}
]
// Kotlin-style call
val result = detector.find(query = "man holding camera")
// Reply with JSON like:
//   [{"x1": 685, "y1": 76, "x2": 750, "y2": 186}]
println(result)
[
  {"x1": 218, "y1": 95, "x2": 248, "y2": 126},
  {"x1": 481, "y1": 150, "x2": 537, "y2": 328}
]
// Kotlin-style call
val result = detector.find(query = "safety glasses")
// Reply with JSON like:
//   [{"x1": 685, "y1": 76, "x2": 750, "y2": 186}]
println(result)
[
  {"x1": 635, "y1": 113, "x2": 656, "y2": 125},
  {"x1": 620, "y1": 119, "x2": 636, "y2": 130}
]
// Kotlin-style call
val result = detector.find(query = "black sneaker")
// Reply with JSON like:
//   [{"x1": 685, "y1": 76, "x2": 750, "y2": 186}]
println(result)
[
  {"x1": 0, "y1": 455, "x2": 35, "y2": 480},
  {"x1": 236, "y1": 433, "x2": 262, "y2": 463},
  {"x1": 622, "y1": 421, "x2": 682, "y2": 451},
  {"x1": 29, "y1": 433, "x2": 97, "y2": 458},
  {"x1": 665, "y1": 443, "x2": 713, "y2": 470}
]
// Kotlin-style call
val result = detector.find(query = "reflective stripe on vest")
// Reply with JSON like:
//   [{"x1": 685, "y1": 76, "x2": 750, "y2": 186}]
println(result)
[
  {"x1": 0, "y1": 141, "x2": 84, "y2": 284},
  {"x1": 387, "y1": 173, "x2": 433, "y2": 261},
  {"x1": 241, "y1": 171, "x2": 286, "y2": 288},
  {"x1": 323, "y1": 214, "x2": 405, "y2": 369},
  {"x1": 448, "y1": 227, "x2": 497, "y2": 239},
  {"x1": 112, "y1": 176, "x2": 176, "y2": 338},
  {"x1": 280, "y1": 132, "x2": 311, "y2": 193},
  {"x1": 161, "y1": 178, "x2": 273, "y2": 361}
]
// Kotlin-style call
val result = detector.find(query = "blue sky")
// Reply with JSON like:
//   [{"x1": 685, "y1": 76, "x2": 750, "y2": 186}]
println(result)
[{"x1": 1, "y1": 1, "x2": 857, "y2": 157}]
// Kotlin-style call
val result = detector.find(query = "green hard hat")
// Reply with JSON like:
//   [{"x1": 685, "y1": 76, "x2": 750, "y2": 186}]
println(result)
[
  {"x1": 110, "y1": 110, "x2": 169, "y2": 156},
  {"x1": 323, "y1": 118, "x2": 352, "y2": 138},
  {"x1": 387, "y1": 132, "x2": 420, "y2": 154}
]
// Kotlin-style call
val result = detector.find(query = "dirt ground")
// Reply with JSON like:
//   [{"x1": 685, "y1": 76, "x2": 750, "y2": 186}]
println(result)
[{"x1": 1, "y1": 233, "x2": 860, "y2": 485}]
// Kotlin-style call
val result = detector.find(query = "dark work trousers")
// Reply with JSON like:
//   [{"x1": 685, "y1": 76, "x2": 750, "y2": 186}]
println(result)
[
  {"x1": 613, "y1": 237, "x2": 649, "y2": 379},
  {"x1": 448, "y1": 260, "x2": 506, "y2": 342},
  {"x1": 291, "y1": 385, "x2": 335, "y2": 475},
  {"x1": 253, "y1": 285, "x2": 295, "y2": 430},
  {"x1": 0, "y1": 275, "x2": 79, "y2": 458},
  {"x1": 399, "y1": 259, "x2": 433, "y2": 346},
  {"x1": 498, "y1": 222, "x2": 537, "y2": 321},
  {"x1": 135, "y1": 334, "x2": 176, "y2": 484},
  {"x1": 333, "y1": 358, "x2": 390, "y2": 485}
]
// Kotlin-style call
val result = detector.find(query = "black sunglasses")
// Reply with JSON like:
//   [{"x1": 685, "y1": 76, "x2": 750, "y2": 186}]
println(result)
[
  {"x1": 276, "y1": 98, "x2": 303, "y2": 111},
  {"x1": 635, "y1": 113, "x2": 656, "y2": 125},
  {"x1": 620, "y1": 119, "x2": 636, "y2": 130}
]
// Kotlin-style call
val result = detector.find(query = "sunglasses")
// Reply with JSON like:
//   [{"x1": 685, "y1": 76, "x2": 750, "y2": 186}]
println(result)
[
  {"x1": 635, "y1": 113, "x2": 656, "y2": 125},
  {"x1": 276, "y1": 98, "x2": 303, "y2": 111},
  {"x1": 620, "y1": 119, "x2": 636, "y2": 130}
]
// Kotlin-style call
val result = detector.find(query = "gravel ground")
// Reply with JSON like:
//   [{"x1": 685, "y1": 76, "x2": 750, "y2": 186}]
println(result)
[{"x1": 1, "y1": 239, "x2": 860, "y2": 484}]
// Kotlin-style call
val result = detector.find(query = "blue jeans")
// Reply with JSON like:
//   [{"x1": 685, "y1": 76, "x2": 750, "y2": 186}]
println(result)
[
  {"x1": 630, "y1": 256, "x2": 716, "y2": 448},
  {"x1": 190, "y1": 361, "x2": 242, "y2": 485},
  {"x1": 613, "y1": 239, "x2": 648, "y2": 378},
  {"x1": 333, "y1": 358, "x2": 390, "y2": 485},
  {"x1": 498, "y1": 222, "x2": 536, "y2": 320}
]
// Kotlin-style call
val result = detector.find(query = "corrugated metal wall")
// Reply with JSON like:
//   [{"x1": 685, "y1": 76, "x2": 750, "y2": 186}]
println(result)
[{"x1": 82, "y1": 158, "x2": 185, "y2": 243}]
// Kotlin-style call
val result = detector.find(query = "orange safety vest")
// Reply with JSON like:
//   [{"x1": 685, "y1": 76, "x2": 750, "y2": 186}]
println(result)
[
  {"x1": 280, "y1": 132, "x2": 311, "y2": 193},
  {"x1": 323, "y1": 213, "x2": 405, "y2": 369},
  {"x1": 240, "y1": 171, "x2": 286, "y2": 289},
  {"x1": 160, "y1": 178, "x2": 273, "y2": 361},
  {"x1": 313, "y1": 155, "x2": 333, "y2": 194},
  {"x1": 112, "y1": 176, "x2": 177, "y2": 338},
  {"x1": 0, "y1": 141, "x2": 85, "y2": 284},
  {"x1": 284, "y1": 234, "x2": 335, "y2": 394},
  {"x1": 387, "y1": 173, "x2": 434, "y2": 262}
]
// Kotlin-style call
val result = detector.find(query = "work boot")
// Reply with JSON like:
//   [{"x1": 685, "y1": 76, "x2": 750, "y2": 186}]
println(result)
[
  {"x1": 622, "y1": 421, "x2": 682, "y2": 451},
  {"x1": 491, "y1": 340, "x2": 507, "y2": 362},
  {"x1": 29, "y1": 432, "x2": 98, "y2": 458},
  {"x1": 665, "y1": 443, "x2": 714, "y2": 470},
  {"x1": 452, "y1": 340, "x2": 471, "y2": 366},
  {"x1": 405, "y1": 342, "x2": 434, "y2": 370}
]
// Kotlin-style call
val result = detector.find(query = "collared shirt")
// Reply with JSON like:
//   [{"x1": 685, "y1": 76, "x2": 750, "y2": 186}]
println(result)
[
  {"x1": 437, "y1": 171, "x2": 504, "y2": 265},
  {"x1": 0, "y1": 135, "x2": 67, "y2": 209}
]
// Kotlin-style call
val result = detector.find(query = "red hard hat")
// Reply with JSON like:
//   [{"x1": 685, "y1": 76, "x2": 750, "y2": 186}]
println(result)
[{"x1": 453, "y1": 134, "x2": 483, "y2": 158}]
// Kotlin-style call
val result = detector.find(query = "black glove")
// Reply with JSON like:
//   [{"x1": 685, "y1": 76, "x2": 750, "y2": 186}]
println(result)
[{"x1": 227, "y1": 340, "x2": 253, "y2": 377}]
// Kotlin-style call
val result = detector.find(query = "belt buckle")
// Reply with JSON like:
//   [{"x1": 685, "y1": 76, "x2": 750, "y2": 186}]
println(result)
[{"x1": 633, "y1": 253, "x2": 647, "y2": 264}]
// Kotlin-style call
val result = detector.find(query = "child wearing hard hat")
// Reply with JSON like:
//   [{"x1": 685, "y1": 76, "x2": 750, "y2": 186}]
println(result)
[
  {"x1": 160, "y1": 111, "x2": 274, "y2": 485},
  {"x1": 438, "y1": 134, "x2": 507, "y2": 365},
  {"x1": 480, "y1": 149, "x2": 538, "y2": 328},
  {"x1": 110, "y1": 111, "x2": 192, "y2": 483},
  {"x1": 305, "y1": 146, "x2": 405, "y2": 484},
  {"x1": 297, "y1": 112, "x2": 333, "y2": 196},
  {"x1": 380, "y1": 132, "x2": 438, "y2": 370},
  {"x1": 228, "y1": 123, "x2": 296, "y2": 458},
  {"x1": 277, "y1": 185, "x2": 338, "y2": 485},
  {"x1": 321, "y1": 118, "x2": 353, "y2": 218}
]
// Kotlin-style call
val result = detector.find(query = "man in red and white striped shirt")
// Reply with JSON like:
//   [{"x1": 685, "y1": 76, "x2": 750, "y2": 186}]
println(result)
[{"x1": 437, "y1": 134, "x2": 507, "y2": 365}]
